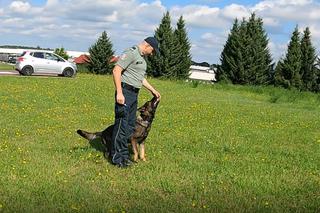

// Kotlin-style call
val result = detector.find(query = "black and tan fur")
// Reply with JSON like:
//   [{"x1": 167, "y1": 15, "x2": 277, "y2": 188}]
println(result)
[{"x1": 77, "y1": 97, "x2": 159, "y2": 162}]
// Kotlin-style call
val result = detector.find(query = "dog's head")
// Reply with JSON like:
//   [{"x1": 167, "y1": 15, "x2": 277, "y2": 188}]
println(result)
[{"x1": 138, "y1": 96, "x2": 160, "y2": 120}]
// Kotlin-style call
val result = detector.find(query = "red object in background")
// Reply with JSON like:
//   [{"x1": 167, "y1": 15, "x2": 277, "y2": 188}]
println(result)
[
  {"x1": 110, "y1": 55, "x2": 119, "y2": 63},
  {"x1": 73, "y1": 54, "x2": 90, "y2": 64},
  {"x1": 73, "y1": 54, "x2": 119, "y2": 64}
]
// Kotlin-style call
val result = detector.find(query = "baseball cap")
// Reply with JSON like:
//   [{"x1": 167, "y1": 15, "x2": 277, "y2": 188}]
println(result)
[{"x1": 144, "y1": 37, "x2": 160, "y2": 55}]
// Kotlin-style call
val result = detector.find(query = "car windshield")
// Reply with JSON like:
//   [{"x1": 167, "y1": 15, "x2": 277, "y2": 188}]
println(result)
[{"x1": 45, "y1": 53, "x2": 65, "y2": 62}]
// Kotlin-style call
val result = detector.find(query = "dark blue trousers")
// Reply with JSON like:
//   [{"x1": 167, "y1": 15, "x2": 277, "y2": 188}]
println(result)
[{"x1": 110, "y1": 86, "x2": 138, "y2": 165}]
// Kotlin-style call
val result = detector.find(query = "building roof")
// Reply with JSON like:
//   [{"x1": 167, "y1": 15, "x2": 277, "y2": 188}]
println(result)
[
  {"x1": 189, "y1": 65, "x2": 216, "y2": 82},
  {"x1": 110, "y1": 55, "x2": 119, "y2": 63},
  {"x1": 73, "y1": 54, "x2": 89, "y2": 64},
  {"x1": 72, "y1": 55, "x2": 119, "y2": 64}
]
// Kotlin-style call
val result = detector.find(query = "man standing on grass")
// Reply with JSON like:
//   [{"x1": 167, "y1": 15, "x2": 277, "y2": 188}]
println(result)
[{"x1": 109, "y1": 37, "x2": 161, "y2": 168}]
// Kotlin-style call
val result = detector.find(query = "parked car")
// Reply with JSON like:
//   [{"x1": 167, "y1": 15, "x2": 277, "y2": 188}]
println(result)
[
  {"x1": 8, "y1": 56, "x2": 17, "y2": 64},
  {"x1": 15, "y1": 51, "x2": 77, "y2": 77}
]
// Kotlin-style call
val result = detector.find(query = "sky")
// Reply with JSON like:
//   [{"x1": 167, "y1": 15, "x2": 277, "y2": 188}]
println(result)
[{"x1": 0, "y1": 0, "x2": 320, "y2": 64}]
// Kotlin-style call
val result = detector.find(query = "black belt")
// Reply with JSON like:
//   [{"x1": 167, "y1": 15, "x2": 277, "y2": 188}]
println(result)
[{"x1": 121, "y1": 82, "x2": 140, "y2": 93}]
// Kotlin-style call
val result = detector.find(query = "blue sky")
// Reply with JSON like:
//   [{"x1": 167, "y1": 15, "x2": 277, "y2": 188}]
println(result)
[{"x1": 0, "y1": 0, "x2": 320, "y2": 64}]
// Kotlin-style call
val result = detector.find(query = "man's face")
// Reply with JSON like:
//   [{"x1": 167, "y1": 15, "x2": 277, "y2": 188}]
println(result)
[{"x1": 145, "y1": 44, "x2": 154, "y2": 56}]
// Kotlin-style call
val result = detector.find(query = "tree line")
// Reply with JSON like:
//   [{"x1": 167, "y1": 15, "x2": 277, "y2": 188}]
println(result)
[
  {"x1": 87, "y1": 11, "x2": 191, "y2": 79},
  {"x1": 84, "y1": 12, "x2": 320, "y2": 93},
  {"x1": 217, "y1": 13, "x2": 320, "y2": 93}
]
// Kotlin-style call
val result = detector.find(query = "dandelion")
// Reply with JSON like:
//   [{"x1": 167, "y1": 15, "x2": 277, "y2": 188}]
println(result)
[{"x1": 71, "y1": 204, "x2": 79, "y2": 211}]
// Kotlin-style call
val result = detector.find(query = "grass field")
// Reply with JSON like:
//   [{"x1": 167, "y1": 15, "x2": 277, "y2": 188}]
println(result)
[
  {"x1": 0, "y1": 63, "x2": 14, "y2": 70},
  {"x1": 0, "y1": 74, "x2": 319, "y2": 212}
]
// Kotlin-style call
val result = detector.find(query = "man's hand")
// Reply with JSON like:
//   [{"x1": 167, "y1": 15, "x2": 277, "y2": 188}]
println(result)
[
  {"x1": 113, "y1": 65, "x2": 125, "y2": 104},
  {"x1": 151, "y1": 89, "x2": 161, "y2": 100},
  {"x1": 116, "y1": 92, "x2": 125, "y2": 105},
  {"x1": 142, "y1": 78, "x2": 161, "y2": 101}
]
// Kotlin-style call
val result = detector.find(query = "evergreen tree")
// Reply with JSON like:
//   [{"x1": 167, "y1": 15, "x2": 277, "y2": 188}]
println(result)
[
  {"x1": 275, "y1": 26, "x2": 302, "y2": 89},
  {"x1": 88, "y1": 31, "x2": 114, "y2": 74},
  {"x1": 149, "y1": 11, "x2": 176, "y2": 78},
  {"x1": 218, "y1": 14, "x2": 273, "y2": 85},
  {"x1": 314, "y1": 57, "x2": 320, "y2": 92},
  {"x1": 244, "y1": 13, "x2": 273, "y2": 85},
  {"x1": 173, "y1": 16, "x2": 192, "y2": 79},
  {"x1": 300, "y1": 27, "x2": 318, "y2": 91},
  {"x1": 218, "y1": 18, "x2": 241, "y2": 83},
  {"x1": 54, "y1": 47, "x2": 69, "y2": 60}
]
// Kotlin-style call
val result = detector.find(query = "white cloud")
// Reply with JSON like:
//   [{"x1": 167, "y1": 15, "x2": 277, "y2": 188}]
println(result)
[
  {"x1": 221, "y1": 4, "x2": 250, "y2": 20},
  {"x1": 268, "y1": 41, "x2": 287, "y2": 61},
  {"x1": 1, "y1": 0, "x2": 320, "y2": 63},
  {"x1": 45, "y1": 0, "x2": 59, "y2": 7},
  {"x1": 3, "y1": 17, "x2": 23, "y2": 24},
  {"x1": 263, "y1": 17, "x2": 280, "y2": 27},
  {"x1": 252, "y1": 0, "x2": 320, "y2": 22},
  {"x1": 9, "y1": 1, "x2": 31, "y2": 13},
  {"x1": 104, "y1": 11, "x2": 119, "y2": 22},
  {"x1": 171, "y1": 5, "x2": 225, "y2": 28}
]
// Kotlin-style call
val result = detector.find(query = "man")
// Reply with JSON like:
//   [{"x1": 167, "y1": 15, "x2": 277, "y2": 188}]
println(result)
[{"x1": 109, "y1": 37, "x2": 161, "y2": 168}]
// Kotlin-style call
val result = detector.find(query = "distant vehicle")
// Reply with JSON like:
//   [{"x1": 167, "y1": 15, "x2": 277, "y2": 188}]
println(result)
[
  {"x1": 15, "y1": 51, "x2": 77, "y2": 77},
  {"x1": 8, "y1": 56, "x2": 17, "y2": 64}
]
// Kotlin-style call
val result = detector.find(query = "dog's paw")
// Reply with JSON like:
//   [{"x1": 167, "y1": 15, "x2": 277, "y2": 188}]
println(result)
[{"x1": 133, "y1": 155, "x2": 139, "y2": 162}]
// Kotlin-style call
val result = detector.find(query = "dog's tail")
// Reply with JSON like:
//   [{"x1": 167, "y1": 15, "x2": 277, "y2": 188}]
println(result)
[{"x1": 76, "y1": 129, "x2": 102, "y2": 140}]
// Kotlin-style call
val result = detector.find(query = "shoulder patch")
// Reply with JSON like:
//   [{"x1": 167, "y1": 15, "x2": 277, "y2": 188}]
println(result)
[
  {"x1": 120, "y1": 53, "x2": 127, "y2": 60},
  {"x1": 130, "y1": 46, "x2": 136, "y2": 51}
]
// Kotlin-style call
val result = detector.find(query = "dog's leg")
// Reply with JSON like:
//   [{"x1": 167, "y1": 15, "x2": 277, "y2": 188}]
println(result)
[
  {"x1": 139, "y1": 142, "x2": 146, "y2": 161},
  {"x1": 131, "y1": 139, "x2": 139, "y2": 162}
]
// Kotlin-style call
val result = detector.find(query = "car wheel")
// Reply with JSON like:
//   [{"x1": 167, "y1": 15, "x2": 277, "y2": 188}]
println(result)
[
  {"x1": 63, "y1": 68, "x2": 75, "y2": 77},
  {"x1": 21, "y1": 66, "x2": 34, "y2": 76}
]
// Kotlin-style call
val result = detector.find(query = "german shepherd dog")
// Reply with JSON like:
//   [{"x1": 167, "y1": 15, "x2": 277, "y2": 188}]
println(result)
[{"x1": 77, "y1": 97, "x2": 160, "y2": 162}]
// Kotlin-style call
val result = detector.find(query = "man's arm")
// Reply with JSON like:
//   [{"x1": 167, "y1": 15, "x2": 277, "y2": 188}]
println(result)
[
  {"x1": 113, "y1": 65, "x2": 125, "y2": 105},
  {"x1": 142, "y1": 78, "x2": 161, "y2": 100}
]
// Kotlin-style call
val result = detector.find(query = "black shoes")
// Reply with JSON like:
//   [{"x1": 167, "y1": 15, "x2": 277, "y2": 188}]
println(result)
[{"x1": 115, "y1": 159, "x2": 133, "y2": 168}]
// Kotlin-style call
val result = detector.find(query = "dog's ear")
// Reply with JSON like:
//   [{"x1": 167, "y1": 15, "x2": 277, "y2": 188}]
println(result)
[
  {"x1": 151, "y1": 96, "x2": 157, "y2": 102},
  {"x1": 151, "y1": 96, "x2": 159, "y2": 107}
]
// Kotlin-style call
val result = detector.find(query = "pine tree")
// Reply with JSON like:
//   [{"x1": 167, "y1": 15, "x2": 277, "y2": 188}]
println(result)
[
  {"x1": 218, "y1": 18, "x2": 241, "y2": 83},
  {"x1": 88, "y1": 31, "x2": 114, "y2": 75},
  {"x1": 218, "y1": 14, "x2": 273, "y2": 85},
  {"x1": 244, "y1": 13, "x2": 273, "y2": 85},
  {"x1": 275, "y1": 26, "x2": 302, "y2": 89},
  {"x1": 314, "y1": 57, "x2": 320, "y2": 92},
  {"x1": 173, "y1": 16, "x2": 192, "y2": 79},
  {"x1": 149, "y1": 11, "x2": 176, "y2": 78},
  {"x1": 300, "y1": 27, "x2": 317, "y2": 91}
]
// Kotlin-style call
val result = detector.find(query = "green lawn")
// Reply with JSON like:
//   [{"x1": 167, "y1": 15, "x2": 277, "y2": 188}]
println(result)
[
  {"x1": 0, "y1": 74, "x2": 319, "y2": 212},
  {"x1": 0, "y1": 63, "x2": 14, "y2": 70}
]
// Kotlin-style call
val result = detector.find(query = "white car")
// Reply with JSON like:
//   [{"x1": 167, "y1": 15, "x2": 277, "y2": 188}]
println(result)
[{"x1": 15, "y1": 51, "x2": 77, "y2": 77}]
